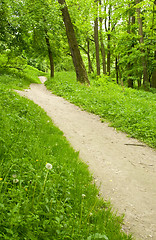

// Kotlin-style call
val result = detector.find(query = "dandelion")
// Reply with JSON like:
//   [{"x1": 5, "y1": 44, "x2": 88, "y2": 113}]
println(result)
[
  {"x1": 46, "y1": 163, "x2": 52, "y2": 170},
  {"x1": 12, "y1": 174, "x2": 17, "y2": 178},
  {"x1": 13, "y1": 179, "x2": 19, "y2": 183},
  {"x1": 0, "y1": 178, "x2": 3, "y2": 181},
  {"x1": 82, "y1": 194, "x2": 86, "y2": 198}
]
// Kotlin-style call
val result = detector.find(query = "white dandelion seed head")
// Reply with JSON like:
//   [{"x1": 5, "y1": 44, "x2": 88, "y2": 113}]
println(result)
[
  {"x1": 13, "y1": 179, "x2": 19, "y2": 183},
  {"x1": 12, "y1": 174, "x2": 17, "y2": 178},
  {"x1": 46, "y1": 163, "x2": 52, "y2": 170},
  {"x1": 82, "y1": 194, "x2": 86, "y2": 198}
]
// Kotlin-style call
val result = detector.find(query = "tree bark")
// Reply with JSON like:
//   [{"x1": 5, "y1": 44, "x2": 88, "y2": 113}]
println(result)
[
  {"x1": 107, "y1": 33, "x2": 111, "y2": 75},
  {"x1": 94, "y1": 0, "x2": 100, "y2": 75},
  {"x1": 45, "y1": 33, "x2": 54, "y2": 78},
  {"x1": 151, "y1": 51, "x2": 156, "y2": 88},
  {"x1": 99, "y1": 0, "x2": 106, "y2": 75},
  {"x1": 58, "y1": 0, "x2": 90, "y2": 85},
  {"x1": 135, "y1": 0, "x2": 149, "y2": 89},
  {"x1": 127, "y1": 10, "x2": 133, "y2": 88},
  {"x1": 115, "y1": 57, "x2": 119, "y2": 84},
  {"x1": 107, "y1": 5, "x2": 111, "y2": 75},
  {"x1": 87, "y1": 38, "x2": 94, "y2": 73}
]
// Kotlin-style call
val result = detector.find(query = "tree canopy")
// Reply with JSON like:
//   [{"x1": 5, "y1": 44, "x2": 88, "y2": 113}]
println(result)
[{"x1": 0, "y1": 0, "x2": 155, "y2": 88}]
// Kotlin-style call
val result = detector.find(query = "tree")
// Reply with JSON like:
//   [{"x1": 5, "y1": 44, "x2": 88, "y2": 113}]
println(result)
[
  {"x1": 135, "y1": 0, "x2": 149, "y2": 88},
  {"x1": 58, "y1": 0, "x2": 90, "y2": 84},
  {"x1": 94, "y1": 0, "x2": 100, "y2": 75},
  {"x1": 99, "y1": 0, "x2": 106, "y2": 75}
]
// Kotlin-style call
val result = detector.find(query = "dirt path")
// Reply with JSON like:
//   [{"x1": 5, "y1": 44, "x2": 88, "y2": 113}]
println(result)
[{"x1": 16, "y1": 76, "x2": 156, "y2": 240}]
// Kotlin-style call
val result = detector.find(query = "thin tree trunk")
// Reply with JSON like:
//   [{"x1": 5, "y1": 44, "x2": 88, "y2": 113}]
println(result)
[
  {"x1": 99, "y1": 0, "x2": 106, "y2": 75},
  {"x1": 115, "y1": 57, "x2": 119, "y2": 84},
  {"x1": 58, "y1": 0, "x2": 90, "y2": 85},
  {"x1": 136, "y1": 0, "x2": 149, "y2": 88},
  {"x1": 107, "y1": 5, "x2": 111, "y2": 75},
  {"x1": 107, "y1": 33, "x2": 111, "y2": 75},
  {"x1": 94, "y1": 0, "x2": 100, "y2": 75},
  {"x1": 151, "y1": 51, "x2": 156, "y2": 88},
  {"x1": 45, "y1": 33, "x2": 54, "y2": 78},
  {"x1": 127, "y1": 11, "x2": 133, "y2": 88},
  {"x1": 87, "y1": 38, "x2": 94, "y2": 73}
]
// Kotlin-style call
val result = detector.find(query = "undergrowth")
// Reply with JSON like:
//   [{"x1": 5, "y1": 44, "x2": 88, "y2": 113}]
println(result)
[
  {"x1": 45, "y1": 72, "x2": 156, "y2": 149},
  {"x1": 0, "y1": 69, "x2": 133, "y2": 239},
  {"x1": 0, "y1": 65, "x2": 45, "y2": 90}
]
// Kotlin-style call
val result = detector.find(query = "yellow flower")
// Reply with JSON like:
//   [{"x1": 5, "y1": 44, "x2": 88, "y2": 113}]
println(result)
[{"x1": 0, "y1": 178, "x2": 3, "y2": 181}]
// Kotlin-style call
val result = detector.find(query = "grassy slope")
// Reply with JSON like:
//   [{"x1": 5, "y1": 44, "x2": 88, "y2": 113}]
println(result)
[
  {"x1": 0, "y1": 68, "x2": 132, "y2": 239},
  {"x1": 45, "y1": 72, "x2": 156, "y2": 149}
]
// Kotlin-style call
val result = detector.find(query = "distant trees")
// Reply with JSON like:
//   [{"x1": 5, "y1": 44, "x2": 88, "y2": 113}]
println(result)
[{"x1": 0, "y1": 0, "x2": 155, "y2": 89}]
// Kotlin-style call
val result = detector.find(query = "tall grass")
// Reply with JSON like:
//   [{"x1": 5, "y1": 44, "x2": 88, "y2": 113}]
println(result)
[
  {"x1": 45, "y1": 72, "x2": 156, "y2": 148},
  {"x1": 0, "y1": 68, "x2": 133, "y2": 239}
]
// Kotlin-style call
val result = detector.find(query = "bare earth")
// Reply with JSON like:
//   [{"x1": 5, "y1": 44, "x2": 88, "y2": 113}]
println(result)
[{"x1": 16, "y1": 76, "x2": 156, "y2": 240}]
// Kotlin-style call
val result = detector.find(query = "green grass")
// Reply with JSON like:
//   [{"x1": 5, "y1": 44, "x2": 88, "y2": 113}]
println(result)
[
  {"x1": 0, "y1": 69, "x2": 133, "y2": 239},
  {"x1": 0, "y1": 65, "x2": 46, "y2": 90},
  {"x1": 45, "y1": 72, "x2": 156, "y2": 149}
]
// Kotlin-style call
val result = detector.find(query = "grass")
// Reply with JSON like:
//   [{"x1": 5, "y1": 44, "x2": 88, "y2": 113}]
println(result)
[
  {"x1": 0, "y1": 67, "x2": 133, "y2": 239},
  {"x1": 0, "y1": 65, "x2": 45, "y2": 90},
  {"x1": 45, "y1": 72, "x2": 156, "y2": 149}
]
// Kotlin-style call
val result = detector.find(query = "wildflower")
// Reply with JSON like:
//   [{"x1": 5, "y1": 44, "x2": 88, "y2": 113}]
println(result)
[
  {"x1": 13, "y1": 179, "x2": 19, "y2": 183},
  {"x1": 12, "y1": 174, "x2": 17, "y2": 178},
  {"x1": 46, "y1": 163, "x2": 52, "y2": 170},
  {"x1": 0, "y1": 178, "x2": 3, "y2": 181},
  {"x1": 82, "y1": 194, "x2": 86, "y2": 198},
  {"x1": 36, "y1": 159, "x2": 39, "y2": 162}
]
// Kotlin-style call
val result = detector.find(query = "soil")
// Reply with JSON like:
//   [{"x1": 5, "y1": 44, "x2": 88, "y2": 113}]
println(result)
[{"x1": 16, "y1": 76, "x2": 156, "y2": 240}]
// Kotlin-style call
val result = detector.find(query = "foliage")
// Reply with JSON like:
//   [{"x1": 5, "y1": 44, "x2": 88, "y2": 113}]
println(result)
[
  {"x1": 45, "y1": 72, "x2": 156, "y2": 148},
  {"x1": 0, "y1": 65, "x2": 43, "y2": 90},
  {"x1": 0, "y1": 72, "x2": 132, "y2": 240}
]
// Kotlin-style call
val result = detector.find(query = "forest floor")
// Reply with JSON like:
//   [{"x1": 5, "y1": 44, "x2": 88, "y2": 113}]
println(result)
[{"x1": 16, "y1": 76, "x2": 156, "y2": 240}]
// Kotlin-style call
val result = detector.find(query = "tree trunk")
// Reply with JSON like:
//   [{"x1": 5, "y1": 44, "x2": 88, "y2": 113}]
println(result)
[
  {"x1": 87, "y1": 38, "x2": 94, "y2": 73},
  {"x1": 45, "y1": 33, "x2": 54, "y2": 78},
  {"x1": 107, "y1": 33, "x2": 111, "y2": 75},
  {"x1": 127, "y1": 11, "x2": 133, "y2": 88},
  {"x1": 107, "y1": 5, "x2": 111, "y2": 75},
  {"x1": 94, "y1": 0, "x2": 100, "y2": 75},
  {"x1": 136, "y1": 0, "x2": 149, "y2": 89},
  {"x1": 99, "y1": 0, "x2": 106, "y2": 75},
  {"x1": 58, "y1": 0, "x2": 90, "y2": 85},
  {"x1": 151, "y1": 51, "x2": 156, "y2": 88},
  {"x1": 115, "y1": 57, "x2": 119, "y2": 84}
]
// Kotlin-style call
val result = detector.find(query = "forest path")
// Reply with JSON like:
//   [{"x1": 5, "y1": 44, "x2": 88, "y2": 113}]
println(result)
[{"x1": 16, "y1": 76, "x2": 156, "y2": 240}]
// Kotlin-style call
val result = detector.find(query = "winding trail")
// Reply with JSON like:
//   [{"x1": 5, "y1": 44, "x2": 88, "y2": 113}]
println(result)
[{"x1": 16, "y1": 77, "x2": 156, "y2": 240}]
